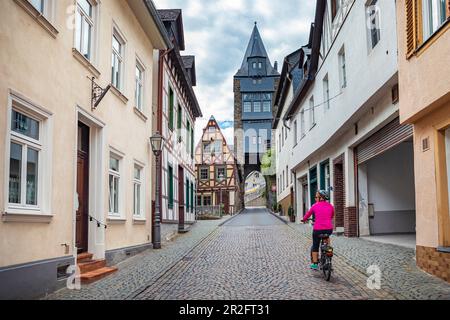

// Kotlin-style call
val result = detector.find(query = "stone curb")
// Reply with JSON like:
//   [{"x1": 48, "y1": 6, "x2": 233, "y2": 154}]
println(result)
[
  {"x1": 218, "y1": 210, "x2": 244, "y2": 226},
  {"x1": 267, "y1": 210, "x2": 288, "y2": 224}
]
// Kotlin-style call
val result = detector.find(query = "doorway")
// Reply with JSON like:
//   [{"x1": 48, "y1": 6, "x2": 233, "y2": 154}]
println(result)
[{"x1": 76, "y1": 122, "x2": 90, "y2": 253}]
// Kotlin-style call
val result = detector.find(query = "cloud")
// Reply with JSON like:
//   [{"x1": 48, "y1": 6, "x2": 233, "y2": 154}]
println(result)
[{"x1": 153, "y1": 0, "x2": 315, "y2": 145}]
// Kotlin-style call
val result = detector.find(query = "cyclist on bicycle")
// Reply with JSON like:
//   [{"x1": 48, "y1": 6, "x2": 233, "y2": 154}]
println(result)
[{"x1": 301, "y1": 190, "x2": 334, "y2": 270}]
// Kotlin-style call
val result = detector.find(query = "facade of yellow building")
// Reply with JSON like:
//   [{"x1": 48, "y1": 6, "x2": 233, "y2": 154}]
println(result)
[
  {"x1": 0, "y1": 0, "x2": 170, "y2": 298},
  {"x1": 397, "y1": 0, "x2": 450, "y2": 282}
]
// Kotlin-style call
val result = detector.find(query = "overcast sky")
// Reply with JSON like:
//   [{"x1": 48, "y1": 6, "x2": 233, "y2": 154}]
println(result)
[{"x1": 153, "y1": 0, "x2": 316, "y2": 145}]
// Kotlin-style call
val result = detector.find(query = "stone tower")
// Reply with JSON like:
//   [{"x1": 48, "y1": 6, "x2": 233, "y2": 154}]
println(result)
[{"x1": 234, "y1": 23, "x2": 280, "y2": 210}]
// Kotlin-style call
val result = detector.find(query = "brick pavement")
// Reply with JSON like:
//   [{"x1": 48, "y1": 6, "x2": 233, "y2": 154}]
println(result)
[
  {"x1": 290, "y1": 223, "x2": 450, "y2": 300},
  {"x1": 43, "y1": 216, "x2": 234, "y2": 300}
]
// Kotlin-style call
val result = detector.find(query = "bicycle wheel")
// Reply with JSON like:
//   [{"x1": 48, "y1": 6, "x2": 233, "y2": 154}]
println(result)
[{"x1": 323, "y1": 257, "x2": 332, "y2": 281}]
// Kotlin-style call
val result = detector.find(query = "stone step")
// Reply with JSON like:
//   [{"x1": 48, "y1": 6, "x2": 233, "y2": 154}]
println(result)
[
  {"x1": 77, "y1": 252, "x2": 93, "y2": 263},
  {"x1": 79, "y1": 267, "x2": 118, "y2": 284},
  {"x1": 78, "y1": 259, "x2": 106, "y2": 274}
]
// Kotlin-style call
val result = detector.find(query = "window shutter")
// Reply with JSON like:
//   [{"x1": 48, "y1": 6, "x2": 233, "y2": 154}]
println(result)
[{"x1": 405, "y1": 0, "x2": 418, "y2": 58}]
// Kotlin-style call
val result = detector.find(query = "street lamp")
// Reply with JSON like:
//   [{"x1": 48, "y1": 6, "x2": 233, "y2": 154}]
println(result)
[{"x1": 150, "y1": 132, "x2": 164, "y2": 249}]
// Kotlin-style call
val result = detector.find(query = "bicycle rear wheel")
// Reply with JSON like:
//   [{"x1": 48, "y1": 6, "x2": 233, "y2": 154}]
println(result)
[{"x1": 323, "y1": 257, "x2": 332, "y2": 281}]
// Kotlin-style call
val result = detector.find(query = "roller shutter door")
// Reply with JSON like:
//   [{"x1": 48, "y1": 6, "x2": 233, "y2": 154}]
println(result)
[{"x1": 357, "y1": 118, "x2": 413, "y2": 165}]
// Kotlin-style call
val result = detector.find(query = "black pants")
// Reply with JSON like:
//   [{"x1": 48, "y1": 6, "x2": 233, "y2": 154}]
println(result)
[{"x1": 311, "y1": 229, "x2": 333, "y2": 253}]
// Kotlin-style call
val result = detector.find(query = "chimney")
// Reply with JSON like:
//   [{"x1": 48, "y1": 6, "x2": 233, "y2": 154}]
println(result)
[{"x1": 274, "y1": 61, "x2": 278, "y2": 71}]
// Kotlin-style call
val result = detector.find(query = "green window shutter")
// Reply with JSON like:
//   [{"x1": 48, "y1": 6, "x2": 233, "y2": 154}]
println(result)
[
  {"x1": 168, "y1": 165, "x2": 173, "y2": 209},
  {"x1": 190, "y1": 182, "x2": 194, "y2": 212},
  {"x1": 191, "y1": 128, "x2": 194, "y2": 159},
  {"x1": 186, "y1": 180, "x2": 189, "y2": 211},
  {"x1": 169, "y1": 88, "x2": 174, "y2": 131}
]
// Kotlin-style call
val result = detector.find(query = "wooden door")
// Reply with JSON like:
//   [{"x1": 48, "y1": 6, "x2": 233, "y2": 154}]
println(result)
[{"x1": 76, "y1": 123, "x2": 89, "y2": 253}]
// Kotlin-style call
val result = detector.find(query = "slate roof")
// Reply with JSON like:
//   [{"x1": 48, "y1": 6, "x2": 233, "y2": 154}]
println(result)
[
  {"x1": 235, "y1": 24, "x2": 279, "y2": 77},
  {"x1": 157, "y1": 9, "x2": 181, "y2": 21}
]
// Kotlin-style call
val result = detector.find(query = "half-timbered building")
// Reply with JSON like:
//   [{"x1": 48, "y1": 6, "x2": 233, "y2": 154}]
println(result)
[
  {"x1": 195, "y1": 117, "x2": 238, "y2": 215},
  {"x1": 155, "y1": 9, "x2": 202, "y2": 235}
]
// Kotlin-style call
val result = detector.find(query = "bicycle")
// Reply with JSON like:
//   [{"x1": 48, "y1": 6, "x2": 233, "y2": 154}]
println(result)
[
  {"x1": 317, "y1": 233, "x2": 334, "y2": 281},
  {"x1": 303, "y1": 219, "x2": 334, "y2": 281}
]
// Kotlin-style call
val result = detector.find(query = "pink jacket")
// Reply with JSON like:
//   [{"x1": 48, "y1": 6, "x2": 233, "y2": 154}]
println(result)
[{"x1": 303, "y1": 201, "x2": 334, "y2": 231}]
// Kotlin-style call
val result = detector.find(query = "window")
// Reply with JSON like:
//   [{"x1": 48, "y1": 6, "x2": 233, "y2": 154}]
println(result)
[
  {"x1": 286, "y1": 166, "x2": 289, "y2": 188},
  {"x1": 300, "y1": 109, "x2": 305, "y2": 138},
  {"x1": 186, "y1": 120, "x2": 191, "y2": 152},
  {"x1": 366, "y1": 0, "x2": 381, "y2": 49},
  {"x1": 323, "y1": 75, "x2": 330, "y2": 110},
  {"x1": 338, "y1": 47, "x2": 347, "y2": 89},
  {"x1": 168, "y1": 165, "x2": 174, "y2": 209},
  {"x1": 75, "y1": 0, "x2": 94, "y2": 60},
  {"x1": 197, "y1": 196, "x2": 202, "y2": 206},
  {"x1": 282, "y1": 127, "x2": 284, "y2": 146},
  {"x1": 208, "y1": 126, "x2": 216, "y2": 133},
  {"x1": 422, "y1": 0, "x2": 448, "y2": 41},
  {"x1": 203, "y1": 196, "x2": 212, "y2": 206},
  {"x1": 133, "y1": 165, "x2": 143, "y2": 217},
  {"x1": 30, "y1": 0, "x2": 44, "y2": 13},
  {"x1": 243, "y1": 102, "x2": 252, "y2": 113},
  {"x1": 284, "y1": 126, "x2": 288, "y2": 140},
  {"x1": 168, "y1": 87, "x2": 174, "y2": 131},
  {"x1": 191, "y1": 127, "x2": 194, "y2": 159},
  {"x1": 177, "y1": 105, "x2": 182, "y2": 131},
  {"x1": 252, "y1": 62, "x2": 257, "y2": 69},
  {"x1": 8, "y1": 111, "x2": 41, "y2": 207},
  {"x1": 258, "y1": 62, "x2": 263, "y2": 69},
  {"x1": 135, "y1": 62, "x2": 144, "y2": 111},
  {"x1": 216, "y1": 167, "x2": 226, "y2": 181},
  {"x1": 203, "y1": 142, "x2": 211, "y2": 154},
  {"x1": 200, "y1": 167, "x2": 209, "y2": 180},
  {"x1": 278, "y1": 133, "x2": 281, "y2": 152},
  {"x1": 254, "y1": 101, "x2": 261, "y2": 112},
  {"x1": 263, "y1": 101, "x2": 271, "y2": 113},
  {"x1": 111, "y1": 31, "x2": 125, "y2": 90},
  {"x1": 190, "y1": 182, "x2": 194, "y2": 213},
  {"x1": 213, "y1": 140, "x2": 223, "y2": 154},
  {"x1": 109, "y1": 155, "x2": 120, "y2": 215},
  {"x1": 293, "y1": 120, "x2": 298, "y2": 146},
  {"x1": 186, "y1": 180, "x2": 190, "y2": 213},
  {"x1": 252, "y1": 136, "x2": 257, "y2": 145},
  {"x1": 309, "y1": 96, "x2": 316, "y2": 129}
]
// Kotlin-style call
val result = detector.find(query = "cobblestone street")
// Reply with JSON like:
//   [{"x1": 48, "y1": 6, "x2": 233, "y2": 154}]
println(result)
[{"x1": 46, "y1": 208, "x2": 450, "y2": 300}]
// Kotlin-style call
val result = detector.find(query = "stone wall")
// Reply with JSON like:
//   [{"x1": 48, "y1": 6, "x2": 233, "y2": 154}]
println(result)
[{"x1": 417, "y1": 246, "x2": 450, "y2": 283}]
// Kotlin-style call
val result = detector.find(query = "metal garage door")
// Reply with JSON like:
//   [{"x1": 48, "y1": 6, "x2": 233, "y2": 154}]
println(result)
[{"x1": 357, "y1": 118, "x2": 413, "y2": 165}]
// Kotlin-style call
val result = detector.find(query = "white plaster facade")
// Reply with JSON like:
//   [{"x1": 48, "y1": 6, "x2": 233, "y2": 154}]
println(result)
[{"x1": 285, "y1": 0, "x2": 402, "y2": 234}]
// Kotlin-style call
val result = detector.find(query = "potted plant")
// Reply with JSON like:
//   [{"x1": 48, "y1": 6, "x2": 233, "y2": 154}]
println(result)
[
  {"x1": 288, "y1": 205, "x2": 296, "y2": 222},
  {"x1": 278, "y1": 203, "x2": 283, "y2": 215}
]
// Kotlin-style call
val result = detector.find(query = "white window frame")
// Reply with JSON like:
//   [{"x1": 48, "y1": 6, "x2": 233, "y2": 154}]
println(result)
[
  {"x1": 4, "y1": 92, "x2": 53, "y2": 217},
  {"x1": 200, "y1": 167, "x2": 209, "y2": 181},
  {"x1": 300, "y1": 109, "x2": 306, "y2": 138},
  {"x1": 75, "y1": 0, "x2": 96, "y2": 61},
  {"x1": 108, "y1": 151, "x2": 123, "y2": 217},
  {"x1": 323, "y1": 75, "x2": 330, "y2": 111},
  {"x1": 135, "y1": 58, "x2": 145, "y2": 111},
  {"x1": 366, "y1": 0, "x2": 381, "y2": 50},
  {"x1": 309, "y1": 96, "x2": 316, "y2": 129},
  {"x1": 338, "y1": 46, "x2": 347, "y2": 89},
  {"x1": 111, "y1": 25, "x2": 126, "y2": 91},
  {"x1": 133, "y1": 163, "x2": 144, "y2": 218}
]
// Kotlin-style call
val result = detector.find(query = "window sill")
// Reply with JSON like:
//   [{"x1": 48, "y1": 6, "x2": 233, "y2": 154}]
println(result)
[
  {"x1": 2, "y1": 211, "x2": 54, "y2": 223},
  {"x1": 72, "y1": 48, "x2": 100, "y2": 78},
  {"x1": 14, "y1": 0, "x2": 59, "y2": 38},
  {"x1": 133, "y1": 107, "x2": 148, "y2": 122},
  {"x1": 133, "y1": 217, "x2": 146, "y2": 224},
  {"x1": 107, "y1": 216, "x2": 126, "y2": 223},
  {"x1": 437, "y1": 247, "x2": 450, "y2": 254},
  {"x1": 110, "y1": 85, "x2": 129, "y2": 105}
]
